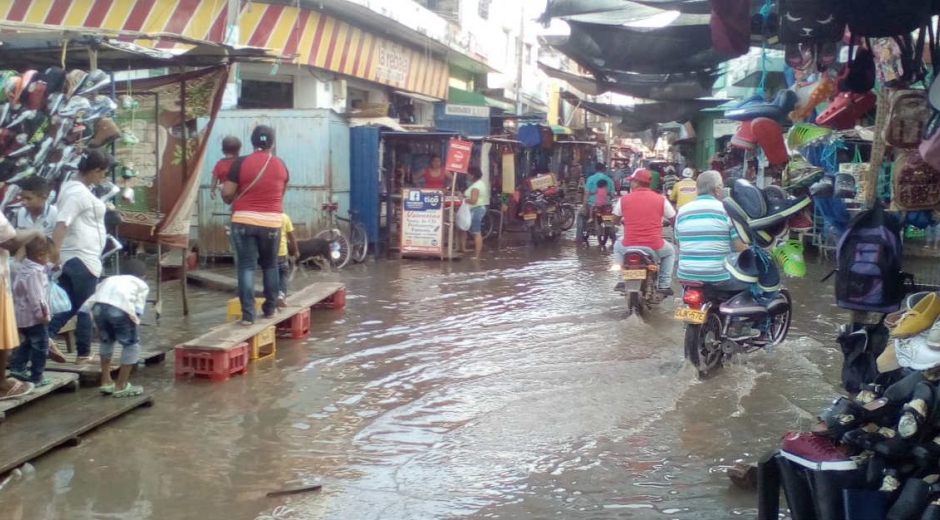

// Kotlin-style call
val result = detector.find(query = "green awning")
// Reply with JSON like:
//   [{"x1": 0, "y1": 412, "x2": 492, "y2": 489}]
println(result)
[{"x1": 448, "y1": 87, "x2": 488, "y2": 106}]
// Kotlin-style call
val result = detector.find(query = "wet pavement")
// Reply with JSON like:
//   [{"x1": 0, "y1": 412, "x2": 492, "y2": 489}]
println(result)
[{"x1": 1, "y1": 237, "x2": 866, "y2": 520}]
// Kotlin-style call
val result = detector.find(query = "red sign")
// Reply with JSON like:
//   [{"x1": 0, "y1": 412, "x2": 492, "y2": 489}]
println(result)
[{"x1": 445, "y1": 139, "x2": 472, "y2": 174}]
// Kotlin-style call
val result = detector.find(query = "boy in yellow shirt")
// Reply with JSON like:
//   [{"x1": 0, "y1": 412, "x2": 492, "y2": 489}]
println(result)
[{"x1": 277, "y1": 213, "x2": 299, "y2": 307}]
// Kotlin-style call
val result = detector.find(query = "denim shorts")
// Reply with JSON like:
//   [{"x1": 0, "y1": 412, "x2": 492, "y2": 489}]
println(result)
[
  {"x1": 92, "y1": 303, "x2": 140, "y2": 366},
  {"x1": 469, "y1": 206, "x2": 487, "y2": 234}
]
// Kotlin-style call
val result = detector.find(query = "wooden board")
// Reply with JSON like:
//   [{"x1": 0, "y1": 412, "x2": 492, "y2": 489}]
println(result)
[
  {"x1": 0, "y1": 390, "x2": 153, "y2": 475},
  {"x1": 186, "y1": 270, "x2": 262, "y2": 295},
  {"x1": 44, "y1": 346, "x2": 168, "y2": 383},
  {"x1": 183, "y1": 282, "x2": 344, "y2": 350},
  {"x1": 0, "y1": 372, "x2": 79, "y2": 422}
]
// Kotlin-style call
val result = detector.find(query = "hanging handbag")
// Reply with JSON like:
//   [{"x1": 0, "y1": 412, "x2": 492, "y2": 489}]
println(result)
[
  {"x1": 892, "y1": 150, "x2": 940, "y2": 210},
  {"x1": 884, "y1": 89, "x2": 931, "y2": 149},
  {"x1": 839, "y1": 145, "x2": 870, "y2": 202},
  {"x1": 777, "y1": 0, "x2": 844, "y2": 43}
]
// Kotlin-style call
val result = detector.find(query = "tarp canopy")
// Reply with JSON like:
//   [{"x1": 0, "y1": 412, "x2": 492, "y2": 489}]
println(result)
[
  {"x1": 538, "y1": 62, "x2": 602, "y2": 96},
  {"x1": 562, "y1": 90, "x2": 725, "y2": 122},
  {"x1": 539, "y1": 0, "x2": 712, "y2": 23},
  {"x1": 603, "y1": 69, "x2": 719, "y2": 100}
]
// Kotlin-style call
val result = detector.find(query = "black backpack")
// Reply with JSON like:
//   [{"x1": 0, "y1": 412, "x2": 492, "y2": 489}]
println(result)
[{"x1": 832, "y1": 205, "x2": 905, "y2": 313}]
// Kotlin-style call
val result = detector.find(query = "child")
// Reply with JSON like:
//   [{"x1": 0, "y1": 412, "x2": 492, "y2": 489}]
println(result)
[
  {"x1": 9, "y1": 237, "x2": 51, "y2": 386},
  {"x1": 209, "y1": 136, "x2": 242, "y2": 200},
  {"x1": 278, "y1": 213, "x2": 299, "y2": 308},
  {"x1": 593, "y1": 179, "x2": 610, "y2": 207},
  {"x1": 82, "y1": 259, "x2": 150, "y2": 397},
  {"x1": 14, "y1": 176, "x2": 57, "y2": 238}
]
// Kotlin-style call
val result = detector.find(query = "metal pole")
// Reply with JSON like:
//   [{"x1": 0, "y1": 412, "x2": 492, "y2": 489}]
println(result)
[
  {"x1": 179, "y1": 71, "x2": 189, "y2": 316},
  {"x1": 515, "y1": 3, "x2": 525, "y2": 116}
]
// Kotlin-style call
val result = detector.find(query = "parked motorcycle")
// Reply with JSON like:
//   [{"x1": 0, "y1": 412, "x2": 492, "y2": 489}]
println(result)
[
  {"x1": 582, "y1": 204, "x2": 617, "y2": 247},
  {"x1": 546, "y1": 189, "x2": 576, "y2": 231},
  {"x1": 521, "y1": 189, "x2": 562, "y2": 244},
  {"x1": 675, "y1": 281, "x2": 792, "y2": 379}
]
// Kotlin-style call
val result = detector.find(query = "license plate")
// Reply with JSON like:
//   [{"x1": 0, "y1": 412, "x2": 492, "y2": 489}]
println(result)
[
  {"x1": 622, "y1": 269, "x2": 646, "y2": 280},
  {"x1": 602, "y1": 215, "x2": 613, "y2": 221},
  {"x1": 523, "y1": 214, "x2": 536, "y2": 220},
  {"x1": 674, "y1": 307, "x2": 706, "y2": 324}
]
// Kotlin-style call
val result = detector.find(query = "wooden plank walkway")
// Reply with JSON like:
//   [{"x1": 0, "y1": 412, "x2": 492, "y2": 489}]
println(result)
[
  {"x1": 183, "y1": 282, "x2": 344, "y2": 350},
  {"x1": 0, "y1": 390, "x2": 153, "y2": 475},
  {"x1": 44, "y1": 346, "x2": 168, "y2": 383},
  {"x1": 0, "y1": 372, "x2": 79, "y2": 423},
  {"x1": 186, "y1": 270, "x2": 262, "y2": 295}
]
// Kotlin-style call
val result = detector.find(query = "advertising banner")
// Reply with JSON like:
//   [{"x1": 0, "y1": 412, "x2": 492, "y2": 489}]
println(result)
[
  {"x1": 445, "y1": 139, "x2": 472, "y2": 174},
  {"x1": 401, "y1": 189, "x2": 444, "y2": 256}
]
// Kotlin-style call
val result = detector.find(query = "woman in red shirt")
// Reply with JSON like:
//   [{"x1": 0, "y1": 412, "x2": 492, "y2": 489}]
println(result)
[
  {"x1": 420, "y1": 154, "x2": 448, "y2": 190},
  {"x1": 221, "y1": 125, "x2": 289, "y2": 325}
]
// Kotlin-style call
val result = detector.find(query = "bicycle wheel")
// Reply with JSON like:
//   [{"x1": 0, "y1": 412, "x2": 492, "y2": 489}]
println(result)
[
  {"x1": 480, "y1": 210, "x2": 496, "y2": 240},
  {"x1": 350, "y1": 221, "x2": 368, "y2": 263},
  {"x1": 315, "y1": 228, "x2": 351, "y2": 269}
]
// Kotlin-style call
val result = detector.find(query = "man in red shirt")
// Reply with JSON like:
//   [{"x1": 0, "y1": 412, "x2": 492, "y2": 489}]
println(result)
[
  {"x1": 221, "y1": 125, "x2": 290, "y2": 324},
  {"x1": 612, "y1": 168, "x2": 677, "y2": 295}
]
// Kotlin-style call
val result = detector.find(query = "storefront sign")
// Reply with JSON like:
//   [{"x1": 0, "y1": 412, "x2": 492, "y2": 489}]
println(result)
[
  {"x1": 445, "y1": 139, "x2": 473, "y2": 174},
  {"x1": 401, "y1": 189, "x2": 444, "y2": 256},
  {"x1": 445, "y1": 104, "x2": 490, "y2": 118},
  {"x1": 376, "y1": 41, "x2": 412, "y2": 85},
  {"x1": 713, "y1": 118, "x2": 740, "y2": 138}
]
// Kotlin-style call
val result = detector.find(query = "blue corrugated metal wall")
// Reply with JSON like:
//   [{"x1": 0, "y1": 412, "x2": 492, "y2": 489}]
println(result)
[
  {"x1": 433, "y1": 103, "x2": 489, "y2": 137},
  {"x1": 349, "y1": 126, "x2": 380, "y2": 250}
]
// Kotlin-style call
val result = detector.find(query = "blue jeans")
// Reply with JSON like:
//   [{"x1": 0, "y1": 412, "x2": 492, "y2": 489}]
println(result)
[
  {"x1": 11, "y1": 323, "x2": 49, "y2": 383},
  {"x1": 231, "y1": 222, "x2": 280, "y2": 321},
  {"x1": 278, "y1": 255, "x2": 290, "y2": 298},
  {"x1": 48, "y1": 258, "x2": 98, "y2": 357},
  {"x1": 92, "y1": 303, "x2": 140, "y2": 365}
]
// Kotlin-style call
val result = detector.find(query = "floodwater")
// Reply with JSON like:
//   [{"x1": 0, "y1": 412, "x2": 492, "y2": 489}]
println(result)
[{"x1": 1, "y1": 237, "x2": 863, "y2": 520}]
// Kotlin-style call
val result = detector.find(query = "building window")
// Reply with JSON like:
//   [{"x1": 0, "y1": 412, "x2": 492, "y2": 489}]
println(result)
[
  {"x1": 239, "y1": 79, "x2": 293, "y2": 109},
  {"x1": 478, "y1": 0, "x2": 490, "y2": 19}
]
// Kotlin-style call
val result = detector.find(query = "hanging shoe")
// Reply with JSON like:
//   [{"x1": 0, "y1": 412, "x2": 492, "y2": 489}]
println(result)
[
  {"x1": 788, "y1": 211, "x2": 813, "y2": 232},
  {"x1": 789, "y1": 74, "x2": 837, "y2": 122},
  {"x1": 730, "y1": 119, "x2": 757, "y2": 149},
  {"x1": 725, "y1": 248, "x2": 760, "y2": 284},
  {"x1": 773, "y1": 239, "x2": 806, "y2": 277},
  {"x1": 752, "y1": 117, "x2": 789, "y2": 165},
  {"x1": 786, "y1": 123, "x2": 833, "y2": 150},
  {"x1": 817, "y1": 90, "x2": 877, "y2": 130}
]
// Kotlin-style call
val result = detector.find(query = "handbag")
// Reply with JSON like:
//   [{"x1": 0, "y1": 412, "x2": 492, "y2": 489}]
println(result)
[
  {"x1": 892, "y1": 150, "x2": 940, "y2": 210},
  {"x1": 884, "y1": 89, "x2": 930, "y2": 149},
  {"x1": 48, "y1": 275, "x2": 71, "y2": 315},
  {"x1": 455, "y1": 202, "x2": 471, "y2": 231}
]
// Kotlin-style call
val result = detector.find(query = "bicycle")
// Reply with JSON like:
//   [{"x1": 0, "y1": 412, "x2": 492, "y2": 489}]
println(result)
[{"x1": 317, "y1": 202, "x2": 368, "y2": 268}]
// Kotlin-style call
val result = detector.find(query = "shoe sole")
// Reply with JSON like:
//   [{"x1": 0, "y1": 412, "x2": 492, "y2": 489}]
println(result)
[{"x1": 780, "y1": 449, "x2": 857, "y2": 471}]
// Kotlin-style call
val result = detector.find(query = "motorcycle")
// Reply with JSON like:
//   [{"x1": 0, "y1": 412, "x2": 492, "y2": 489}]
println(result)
[
  {"x1": 521, "y1": 189, "x2": 562, "y2": 244},
  {"x1": 615, "y1": 246, "x2": 664, "y2": 317},
  {"x1": 582, "y1": 204, "x2": 617, "y2": 247},
  {"x1": 675, "y1": 280, "x2": 792, "y2": 379},
  {"x1": 546, "y1": 189, "x2": 576, "y2": 231}
]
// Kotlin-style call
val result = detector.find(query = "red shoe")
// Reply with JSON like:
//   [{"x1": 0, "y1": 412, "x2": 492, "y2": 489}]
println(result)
[
  {"x1": 752, "y1": 117, "x2": 788, "y2": 165},
  {"x1": 788, "y1": 211, "x2": 813, "y2": 232},
  {"x1": 817, "y1": 91, "x2": 877, "y2": 130},
  {"x1": 780, "y1": 430, "x2": 857, "y2": 471},
  {"x1": 730, "y1": 120, "x2": 756, "y2": 150}
]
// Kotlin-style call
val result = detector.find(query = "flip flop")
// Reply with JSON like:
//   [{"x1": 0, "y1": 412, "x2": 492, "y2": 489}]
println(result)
[{"x1": 0, "y1": 380, "x2": 34, "y2": 400}]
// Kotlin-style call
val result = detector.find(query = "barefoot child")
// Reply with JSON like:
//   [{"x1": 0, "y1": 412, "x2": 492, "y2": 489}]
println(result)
[
  {"x1": 9, "y1": 238, "x2": 51, "y2": 386},
  {"x1": 209, "y1": 136, "x2": 242, "y2": 200},
  {"x1": 82, "y1": 259, "x2": 149, "y2": 397},
  {"x1": 277, "y1": 213, "x2": 299, "y2": 308}
]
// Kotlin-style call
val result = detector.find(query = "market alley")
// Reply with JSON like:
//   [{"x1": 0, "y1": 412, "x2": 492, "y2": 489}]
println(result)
[{"x1": 3, "y1": 244, "x2": 851, "y2": 520}]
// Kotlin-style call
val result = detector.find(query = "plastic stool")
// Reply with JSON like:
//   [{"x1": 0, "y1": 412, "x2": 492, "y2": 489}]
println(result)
[{"x1": 226, "y1": 297, "x2": 265, "y2": 322}]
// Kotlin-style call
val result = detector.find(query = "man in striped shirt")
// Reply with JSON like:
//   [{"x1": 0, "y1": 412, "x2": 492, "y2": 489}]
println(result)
[{"x1": 675, "y1": 170, "x2": 746, "y2": 287}]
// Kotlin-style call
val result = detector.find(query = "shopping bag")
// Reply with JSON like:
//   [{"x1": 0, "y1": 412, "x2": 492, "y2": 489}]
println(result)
[
  {"x1": 48, "y1": 277, "x2": 71, "y2": 315},
  {"x1": 456, "y1": 203, "x2": 471, "y2": 231}
]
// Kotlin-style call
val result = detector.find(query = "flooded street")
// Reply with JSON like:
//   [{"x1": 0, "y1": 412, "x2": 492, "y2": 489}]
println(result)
[{"x1": 3, "y1": 239, "x2": 857, "y2": 520}]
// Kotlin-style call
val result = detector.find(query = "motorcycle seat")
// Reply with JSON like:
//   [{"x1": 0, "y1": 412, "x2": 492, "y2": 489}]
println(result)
[{"x1": 621, "y1": 246, "x2": 659, "y2": 263}]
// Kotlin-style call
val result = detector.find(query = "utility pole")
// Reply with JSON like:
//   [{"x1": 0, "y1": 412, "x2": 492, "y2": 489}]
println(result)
[
  {"x1": 515, "y1": 2, "x2": 525, "y2": 115},
  {"x1": 223, "y1": 0, "x2": 240, "y2": 109}
]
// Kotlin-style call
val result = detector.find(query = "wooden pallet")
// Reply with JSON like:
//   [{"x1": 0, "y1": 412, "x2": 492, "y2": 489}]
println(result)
[
  {"x1": 182, "y1": 282, "x2": 344, "y2": 351},
  {"x1": 0, "y1": 372, "x2": 79, "y2": 423},
  {"x1": 44, "y1": 346, "x2": 168, "y2": 383},
  {"x1": 0, "y1": 390, "x2": 153, "y2": 475}
]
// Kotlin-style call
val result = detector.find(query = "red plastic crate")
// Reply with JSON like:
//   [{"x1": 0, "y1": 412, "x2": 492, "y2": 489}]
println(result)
[
  {"x1": 277, "y1": 308, "x2": 311, "y2": 339},
  {"x1": 174, "y1": 343, "x2": 249, "y2": 382},
  {"x1": 313, "y1": 287, "x2": 346, "y2": 310}
]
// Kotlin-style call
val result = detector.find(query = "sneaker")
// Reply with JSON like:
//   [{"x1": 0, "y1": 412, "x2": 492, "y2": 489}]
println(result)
[
  {"x1": 788, "y1": 211, "x2": 813, "y2": 232},
  {"x1": 786, "y1": 123, "x2": 832, "y2": 150},
  {"x1": 7, "y1": 369, "x2": 30, "y2": 382},
  {"x1": 657, "y1": 287, "x2": 674, "y2": 297},
  {"x1": 277, "y1": 293, "x2": 287, "y2": 309},
  {"x1": 99, "y1": 383, "x2": 115, "y2": 395},
  {"x1": 780, "y1": 430, "x2": 857, "y2": 471},
  {"x1": 112, "y1": 383, "x2": 144, "y2": 398}
]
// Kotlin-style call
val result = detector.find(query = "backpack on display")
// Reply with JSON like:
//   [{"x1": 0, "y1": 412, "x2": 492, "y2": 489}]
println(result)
[
  {"x1": 892, "y1": 150, "x2": 940, "y2": 209},
  {"x1": 834, "y1": 204, "x2": 904, "y2": 313},
  {"x1": 884, "y1": 89, "x2": 930, "y2": 149},
  {"x1": 777, "y1": 0, "x2": 844, "y2": 43},
  {"x1": 839, "y1": 0, "x2": 930, "y2": 38}
]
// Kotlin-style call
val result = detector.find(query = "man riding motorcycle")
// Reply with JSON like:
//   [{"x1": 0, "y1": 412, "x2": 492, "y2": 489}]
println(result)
[
  {"x1": 674, "y1": 170, "x2": 747, "y2": 290},
  {"x1": 612, "y1": 168, "x2": 676, "y2": 295},
  {"x1": 577, "y1": 162, "x2": 615, "y2": 244},
  {"x1": 670, "y1": 168, "x2": 698, "y2": 210}
]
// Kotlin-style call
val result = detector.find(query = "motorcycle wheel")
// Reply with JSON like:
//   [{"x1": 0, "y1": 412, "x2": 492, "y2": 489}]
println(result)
[
  {"x1": 605, "y1": 227, "x2": 618, "y2": 245},
  {"x1": 628, "y1": 291, "x2": 645, "y2": 318},
  {"x1": 684, "y1": 312, "x2": 723, "y2": 379},
  {"x1": 530, "y1": 227, "x2": 540, "y2": 245},
  {"x1": 767, "y1": 290, "x2": 792, "y2": 346},
  {"x1": 559, "y1": 205, "x2": 576, "y2": 231}
]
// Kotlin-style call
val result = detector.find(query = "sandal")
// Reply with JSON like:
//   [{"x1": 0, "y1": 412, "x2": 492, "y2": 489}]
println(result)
[
  {"x1": 7, "y1": 369, "x2": 29, "y2": 382},
  {"x1": 112, "y1": 383, "x2": 143, "y2": 398},
  {"x1": 898, "y1": 381, "x2": 937, "y2": 438},
  {"x1": 99, "y1": 383, "x2": 115, "y2": 395},
  {"x1": 772, "y1": 239, "x2": 806, "y2": 278},
  {"x1": 30, "y1": 375, "x2": 51, "y2": 387},
  {"x1": 0, "y1": 380, "x2": 34, "y2": 400},
  {"x1": 75, "y1": 355, "x2": 98, "y2": 364}
]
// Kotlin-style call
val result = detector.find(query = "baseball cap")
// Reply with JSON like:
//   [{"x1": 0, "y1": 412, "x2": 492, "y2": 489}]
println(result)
[
  {"x1": 681, "y1": 167, "x2": 694, "y2": 178},
  {"x1": 629, "y1": 168, "x2": 652, "y2": 184}
]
